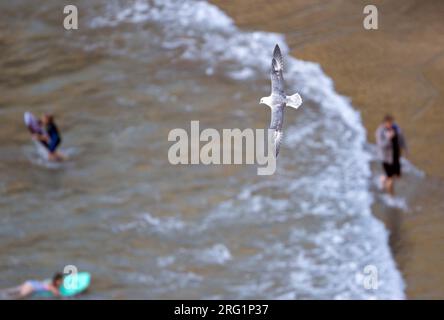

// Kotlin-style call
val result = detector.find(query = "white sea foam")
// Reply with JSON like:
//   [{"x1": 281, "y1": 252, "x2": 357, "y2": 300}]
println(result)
[
  {"x1": 23, "y1": 143, "x2": 78, "y2": 169},
  {"x1": 197, "y1": 244, "x2": 232, "y2": 265},
  {"x1": 379, "y1": 194, "x2": 409, "y2": 212},
  {"x1": 112, "y1": 212, "x2": 185, "y2": 234}
]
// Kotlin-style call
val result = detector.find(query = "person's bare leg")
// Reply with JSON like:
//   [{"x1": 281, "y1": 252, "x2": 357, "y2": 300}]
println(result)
[
  {"x1": 48, "y1": 152, "x2": 64, "y2": 162},
  {"x1": 18, "y1": 282, "x2": 34, "y2": 298},
  {"x1": 379, "y1": 175, "x2": 386, "y2": 190},
  {"x1": 55, "y1": 151, "x2": 66, "y2": 161},
  {"x1": 385, "y1": 177, "x2": 394, "y2": 195},
  {"x1": 48, "y1": 152, "x2": 56, "y2": 161}
]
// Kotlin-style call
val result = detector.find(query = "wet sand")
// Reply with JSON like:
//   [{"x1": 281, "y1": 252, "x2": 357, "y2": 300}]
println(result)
[{"x1": 211, "y1": 0, "x2": 444, "y2": 299}]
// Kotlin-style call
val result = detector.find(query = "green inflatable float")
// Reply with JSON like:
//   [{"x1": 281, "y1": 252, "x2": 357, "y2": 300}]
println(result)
[
  {"x1": 34, "y1": 272, "x2": 91, "y2": 298},
  {"x1": 59, "y1": 272, "x2": 91, "y2": 297}
]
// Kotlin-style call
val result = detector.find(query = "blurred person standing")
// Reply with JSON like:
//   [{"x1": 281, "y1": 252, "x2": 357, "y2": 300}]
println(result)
[{"x1": 376, "y1": 114, "x2": 408, "y2": 195}]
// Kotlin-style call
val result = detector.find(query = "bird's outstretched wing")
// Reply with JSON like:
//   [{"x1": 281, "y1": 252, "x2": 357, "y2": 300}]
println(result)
[
  {"x1": 269, "y1": 103, "x2": 285, "y2": 157},
  {"x1": 269, "y1": 103, "x2": 284, "y2": 131},
  {"x1": 270, "y1": 58, "x2": 284, "y2": 97},
  {"x1": 273, "y1": 44, "x2": 284, "y2": 71},
  {"x1": 273, "y1": 130, "x2": 283, "y2": 157}
]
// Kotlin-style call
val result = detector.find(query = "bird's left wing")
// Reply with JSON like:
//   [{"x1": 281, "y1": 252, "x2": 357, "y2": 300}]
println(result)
[
  {"x1": 273, "y1": 44, "x2": 284, "y2": 71},
  {"x1": 270, "y1": 58, "x2": 285, "y2": 97}
]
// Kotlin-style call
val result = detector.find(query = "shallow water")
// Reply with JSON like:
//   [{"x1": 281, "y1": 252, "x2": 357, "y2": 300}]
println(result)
[{"x1": 0, "y1": 0, "x2": 407, "y2": 299}]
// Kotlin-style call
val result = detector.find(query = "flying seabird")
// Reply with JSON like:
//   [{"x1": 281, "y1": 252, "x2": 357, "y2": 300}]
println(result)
[{"x1": 260, "y1": 44, "x2": 302, "y2": 157}]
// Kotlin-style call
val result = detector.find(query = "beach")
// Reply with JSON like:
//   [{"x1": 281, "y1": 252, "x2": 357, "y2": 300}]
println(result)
[{"x1": 210, "y1": 0, "x2": 444, "y2": 298}]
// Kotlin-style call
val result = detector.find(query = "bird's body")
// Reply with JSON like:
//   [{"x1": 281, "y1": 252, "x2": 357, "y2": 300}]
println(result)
[{"x1": 260, "y1": 45, "x2": 302, "y2": 156}]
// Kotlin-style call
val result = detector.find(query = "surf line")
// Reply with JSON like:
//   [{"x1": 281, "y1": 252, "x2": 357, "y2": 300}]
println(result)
[{"x1": 168, "y1": 121, "x2": 277, "y2": 175}]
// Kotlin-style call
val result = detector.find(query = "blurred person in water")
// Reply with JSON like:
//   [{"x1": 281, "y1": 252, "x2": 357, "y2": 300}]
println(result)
[
  {"x1": 375, "y1": 114, "x2": 408, "y2": 195},
  {"x1": 33, "y1": 113, "x2": 64, "y2": 161},
  {"x1": 1, "y1": 272, "x2": 63, "y2": 299}
]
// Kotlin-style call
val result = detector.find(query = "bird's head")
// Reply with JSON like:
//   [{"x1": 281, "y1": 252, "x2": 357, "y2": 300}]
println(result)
[
  {"x1": 259, "y1": 97, "x2": 267, "y2": 105},
  {"x1": 260, "y1": 96, "x2": 270, "y2": 106}
]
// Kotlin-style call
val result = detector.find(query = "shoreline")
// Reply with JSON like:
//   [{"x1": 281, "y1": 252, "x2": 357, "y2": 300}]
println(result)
[{"x1": 211, "y1": 0, "x2": 444, "y2": 299}]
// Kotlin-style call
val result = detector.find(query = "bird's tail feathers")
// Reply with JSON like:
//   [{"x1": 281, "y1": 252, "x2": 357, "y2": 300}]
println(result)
[{"x1": 286, "y1": 93, "x2": 302, "y2": 109}]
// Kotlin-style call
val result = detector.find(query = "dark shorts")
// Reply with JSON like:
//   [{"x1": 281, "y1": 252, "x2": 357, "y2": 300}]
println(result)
[
  {"x1": 383, "y1": 162, "x2": 401, "y2": 178},
  {"x1": 46, "y1": 138, "x2": 61, "y2": 153}
]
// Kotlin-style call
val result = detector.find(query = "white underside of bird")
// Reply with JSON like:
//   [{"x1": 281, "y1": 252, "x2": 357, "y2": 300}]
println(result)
[{"x1": 260, "y1": 93, "x2": 302, "y2": 110}]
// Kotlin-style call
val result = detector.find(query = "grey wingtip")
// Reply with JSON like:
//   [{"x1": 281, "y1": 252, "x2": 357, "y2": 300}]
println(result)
[
  {"x1": 273, "y1": 44, "x2": 284, "y2": 70},
  {"x1": 271, "y1": 58, "x2": 278, "y2": 70},
  {"x1": 273, "y1": 44, "x2": 281, "y2": 56}
]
